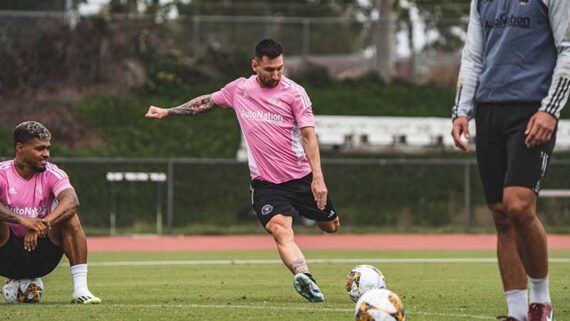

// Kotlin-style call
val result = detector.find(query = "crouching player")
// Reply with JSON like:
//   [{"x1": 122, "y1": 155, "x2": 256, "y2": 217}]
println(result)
[{"x1": 0, "y1": 121, "x2": 101, "y2": 304}]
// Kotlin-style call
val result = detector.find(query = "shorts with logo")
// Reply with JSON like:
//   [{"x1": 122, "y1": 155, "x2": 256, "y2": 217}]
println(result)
[
  {"x1": 475, "y1": 102, "x2": 557, "y2": 204},
  {"x1": 250, "y1": 173, "x2": 338, "y2": 227},
  {"x1": 0, "y1": 229, "x2": 64, "y2": 279}
]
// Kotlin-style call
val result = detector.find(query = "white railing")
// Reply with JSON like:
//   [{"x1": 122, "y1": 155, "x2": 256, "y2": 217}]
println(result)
[{"x1": 235, "y1": 115, "x2": 570, "y2": 154}]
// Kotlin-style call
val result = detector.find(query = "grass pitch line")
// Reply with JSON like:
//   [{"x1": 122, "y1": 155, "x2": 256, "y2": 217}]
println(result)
[
  {"x1": 30, "y1": 303, "x2": 498, "y2": 320},
  {"x1": 75, "y1": 257, "x2": 570, "y2": 267}
]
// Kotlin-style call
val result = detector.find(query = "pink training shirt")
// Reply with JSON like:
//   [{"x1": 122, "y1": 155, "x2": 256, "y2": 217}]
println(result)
[
  {"x1": 0, "y1": 160, "x2": 73, "y2": 238},
  {"x1": 212, "y1": 75, "x2": 315, "y2": 184}
]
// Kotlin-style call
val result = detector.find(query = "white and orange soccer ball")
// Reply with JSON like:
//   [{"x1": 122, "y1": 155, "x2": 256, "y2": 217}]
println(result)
[
  {"x1": 354, "y1": 288, "x2": 406, "y2": 321},
  {"x1": 3, "y1": 278, "x2": 44, "y2": 304},
  {"x1": 345, "y1": 265, "x2": 387, "y2": 302}
]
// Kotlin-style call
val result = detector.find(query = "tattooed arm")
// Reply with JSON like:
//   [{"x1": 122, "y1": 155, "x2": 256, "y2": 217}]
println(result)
[
  {"x1": 0, "y1": 203, "x2": 24, "y2": 224},
  {"x1": 0, "y1": 203, "x2": 48, "y2": 235},
  {"x1": 145, "y1": 94, "x2": 217, "y2": 119},
  {"x1": 42, "y1": 188, "x2": 80, "y2": 228}
]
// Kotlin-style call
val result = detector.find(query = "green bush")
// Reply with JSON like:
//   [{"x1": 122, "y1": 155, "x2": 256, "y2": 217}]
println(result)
[
  {"x1": 308, "y1": 78, "x2": 455, "y2": 117},
  {"x1": 72, "y1": 92, "x2": 241, "y2": 158}
]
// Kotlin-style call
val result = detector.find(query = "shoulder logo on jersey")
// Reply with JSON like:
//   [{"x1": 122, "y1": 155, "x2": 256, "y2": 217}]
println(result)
[
  {"x1": 8, "y1": 187, "x2": 17, "y2": 195},
  {"x1": 261, "y1": 204, "x2": 273, "y2": 216},
  {"x1": 242, "y1": 90, "x2": 249, "y2": 99}
]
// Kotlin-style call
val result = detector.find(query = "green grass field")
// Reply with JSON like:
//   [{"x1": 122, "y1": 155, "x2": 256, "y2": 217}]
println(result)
[{"x1": 1, "y1": 250, "x2": 569, "y2": 321}]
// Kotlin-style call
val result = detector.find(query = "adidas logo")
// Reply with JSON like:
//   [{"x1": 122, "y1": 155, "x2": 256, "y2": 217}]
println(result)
[{"x1": 8, "y1": 187, "x2": 16, "y2": 195}]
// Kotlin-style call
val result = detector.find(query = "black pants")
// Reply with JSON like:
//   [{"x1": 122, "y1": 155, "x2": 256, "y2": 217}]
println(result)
[
  {"x1": 0, "y1": 230, "x2": 64, "y2": 279},
  {"x1": 475, "y1": 103, "x2": 556, "y2": 204},
  {"x1": 250, "y1": 173, "x2": 338, "y2": 227}
]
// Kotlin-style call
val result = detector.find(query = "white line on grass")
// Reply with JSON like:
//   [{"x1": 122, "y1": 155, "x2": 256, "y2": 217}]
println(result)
[
  {"x1": 29, "y1": 303, "x2": 498, "y2": 320},
  {"x1": 62, "y1": 257, "x2": 570, "y2": 267}
]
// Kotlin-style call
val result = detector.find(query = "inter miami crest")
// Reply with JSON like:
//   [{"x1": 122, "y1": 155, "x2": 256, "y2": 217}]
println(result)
[{"x1": 261, "y1": 204, "x2": 273, "y2": 216}]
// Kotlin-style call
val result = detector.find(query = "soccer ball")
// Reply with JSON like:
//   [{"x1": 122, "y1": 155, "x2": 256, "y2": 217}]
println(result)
[
  {"x1": 3, "y1": 278, "x2": 44, "y2": 304},
  {"x1": 345, "y1": 265, "x2": 386, "y2": 302},
  {"x1": 354, "y1": 289, "x2": 406, "y2": 321}
]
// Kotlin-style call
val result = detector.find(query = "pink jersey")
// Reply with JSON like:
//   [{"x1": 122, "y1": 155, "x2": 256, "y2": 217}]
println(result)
[
  {"x1": 0, "y1": 160, "x2": 73, "y2": 237},
  {"x1": 212, "y1": 75, "x2": 315, "y2": 183}
]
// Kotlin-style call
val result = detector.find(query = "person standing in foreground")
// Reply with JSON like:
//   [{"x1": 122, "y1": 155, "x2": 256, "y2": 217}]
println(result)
[
  {"x1": 451, "y1": 1, "x2": 569, "y2": 320},
  {"x1": 0, "y1": 121, "x2": 101, "y2": 304},
  {"x1": 145, "y1": 39, "x2": 340, "y2": 302}
]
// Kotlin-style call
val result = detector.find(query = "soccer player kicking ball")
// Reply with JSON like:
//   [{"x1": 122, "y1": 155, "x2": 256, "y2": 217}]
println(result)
[
  {"x1": 0, "y1": 121, "x2": 101, "y2": 304},
  {"x1": 146, "y1": 39, "x2": 340, "y2": 303},
  {"x1": 451, "y1": 1, "x2": 569, "y2": 320}
]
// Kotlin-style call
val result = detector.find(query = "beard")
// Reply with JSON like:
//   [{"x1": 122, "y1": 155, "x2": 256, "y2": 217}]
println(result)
[
  {"x1": 265, "y1": 80, "x2": 279, "y2": 88},
  {"x1": 261, "y1": 78, "x2": 279, "y2": 88},
  {"x1": 32, "y1": 165, "x2": 47, "y2": 173},
  {"x1": 16, "y1": 158, "x2": 47, "y2": 173},
  {"x1": 31, "y1": 162, "x2": 47, "y2": 173}
]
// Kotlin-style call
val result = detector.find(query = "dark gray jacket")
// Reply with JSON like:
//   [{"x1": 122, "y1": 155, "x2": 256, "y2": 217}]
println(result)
[{"x1": 452, "y1": 0, "x2": 570, "y2": 119}]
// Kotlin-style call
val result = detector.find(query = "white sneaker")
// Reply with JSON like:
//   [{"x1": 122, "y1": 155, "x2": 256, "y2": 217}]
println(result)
[
  {"x1": 72, "y1": 292, "x2": 102, "y2": 304},
  {"x1": 293, "y1": 273, "x2": 324, "y2": 303}
]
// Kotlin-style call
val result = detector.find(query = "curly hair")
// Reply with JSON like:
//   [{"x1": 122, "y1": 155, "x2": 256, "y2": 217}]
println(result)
[{"x1": 13, "y1": 121, "x2": 51, "y2": 147}]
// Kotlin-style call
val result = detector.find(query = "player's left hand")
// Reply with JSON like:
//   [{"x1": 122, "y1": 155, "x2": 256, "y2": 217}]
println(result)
[
  {"x1": 41, "y1": 216, "x2": 54, "y2": 230},
  {"x1": 311, "y1": 175, "x2": 328, "y2": 210},
  {"x1": 145, "y1": 106, "x2": 168, "y2": 119},
  {"x1": 24, "y1": 232, "x2": 39, "y2": 252},
  {"x1": 525, "y1": 111, "x2": 557, "y2": 148}
]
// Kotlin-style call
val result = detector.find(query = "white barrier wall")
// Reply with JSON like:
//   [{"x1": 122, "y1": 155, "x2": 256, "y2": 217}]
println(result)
[{"x1": 236, "y1": 116, "x2": 570, "y2": 158}]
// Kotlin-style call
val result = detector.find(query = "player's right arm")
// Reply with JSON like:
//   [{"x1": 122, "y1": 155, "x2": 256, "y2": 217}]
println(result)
[
  {"x1": 145, "y1": 94, "x2": 218, "y2": 119},
  {"x1": 0, "y1": 203, "x2": 48, "y2": 235},
  {"x1": 146, "y1": 79, "x2": 243, "y2": 119},
  {"x1": 451, "y1": 0, "x2": 483, "y2": 152}
]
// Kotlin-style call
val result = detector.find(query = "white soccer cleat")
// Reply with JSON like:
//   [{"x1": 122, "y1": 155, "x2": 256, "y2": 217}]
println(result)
[
  {"x1": 72, "y1": 293, "x2": 102, "y2": 305},
  {"x1": 293, "y1": 273, "x2": 324, "y2": 303}
]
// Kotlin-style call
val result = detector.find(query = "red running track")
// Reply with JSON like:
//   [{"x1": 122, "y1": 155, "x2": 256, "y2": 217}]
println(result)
[{"x1": 87, "y1": 234, "x2": 570, "y2": 252}]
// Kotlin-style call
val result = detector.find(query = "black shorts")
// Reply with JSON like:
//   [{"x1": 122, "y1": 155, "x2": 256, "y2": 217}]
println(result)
[
  {"x1": 475, "y1": 103, "x2": 556, "y2": 204},
  {"x1": 250, "y1": 173, "x2": 338, "y2": 227},
  {"x1": 0, "y1": 230, "x2": 64, "y2": 279}
]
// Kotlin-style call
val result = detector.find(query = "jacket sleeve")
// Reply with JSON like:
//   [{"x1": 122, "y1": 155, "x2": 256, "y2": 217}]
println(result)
[
  {"x1": 451, "y1": 0, "x2": 483, "y2": 121},
  {"x1": 539, "y1": 0, "x2": 570, "y2": 119}
]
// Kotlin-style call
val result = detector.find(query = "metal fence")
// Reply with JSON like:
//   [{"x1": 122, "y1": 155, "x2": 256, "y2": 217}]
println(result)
[{"x1": 34, "y1": 157, "x2": 570, "y2": 235}]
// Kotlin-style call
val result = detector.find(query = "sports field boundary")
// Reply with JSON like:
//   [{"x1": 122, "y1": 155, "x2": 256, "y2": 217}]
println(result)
[
  {"x1": 28, "y1": 303, "x2": 499, "y2": 320},
  {"x1": 86, "y1": 234, "x2": 570, "y2": 252},
  {"x1": 63, "y1": 257, "x2": 570, "y2": 268}
]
